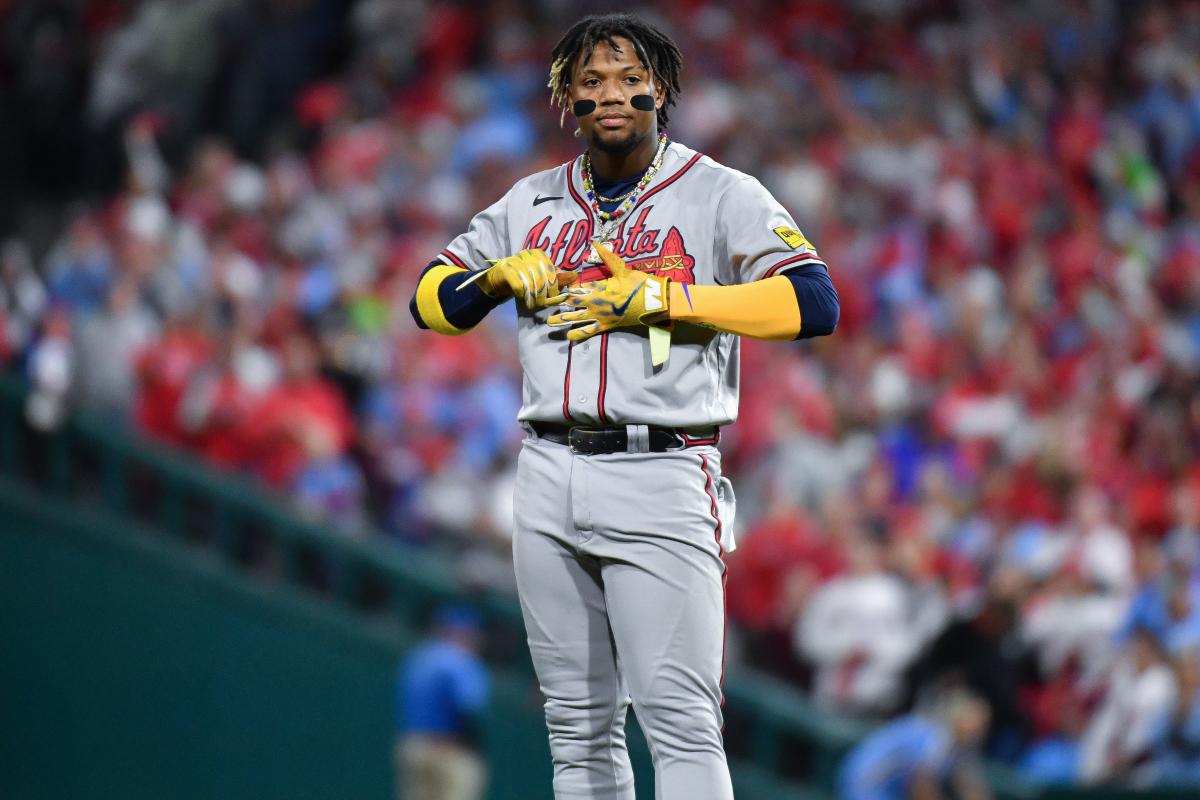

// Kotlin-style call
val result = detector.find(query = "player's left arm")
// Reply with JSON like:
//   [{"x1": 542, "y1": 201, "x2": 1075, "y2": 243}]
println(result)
[
  {"x1": 664, "y1": 267, "x2": 838, "y2": 340},
  {"x1": 547, "y1": 176, "x2": 838, "y2": 343},
  {"x1": 678, "y1": 174, "x2": 838, "y2": 340},
  {"x1": 548, "y1": 249, "x2": 838, "y2": 343}
]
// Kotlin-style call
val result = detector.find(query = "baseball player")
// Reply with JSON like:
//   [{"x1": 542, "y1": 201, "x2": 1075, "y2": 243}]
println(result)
[{"x1": 410, "y1": 13, "x2": 839, "y2": 800}]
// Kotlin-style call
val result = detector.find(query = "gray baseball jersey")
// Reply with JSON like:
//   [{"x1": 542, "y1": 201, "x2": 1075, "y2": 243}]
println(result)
[
  {"x1": 431, "y1": 141, "x2": 824, "y2": 800},
  {"x1": 434, "y1": 141, "x2": 826, "y2": 429}
]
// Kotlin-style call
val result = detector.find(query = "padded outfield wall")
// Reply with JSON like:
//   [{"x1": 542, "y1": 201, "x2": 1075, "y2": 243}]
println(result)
[{"x1": 0, "y1": 480, "x2": 562, "y2": 800}]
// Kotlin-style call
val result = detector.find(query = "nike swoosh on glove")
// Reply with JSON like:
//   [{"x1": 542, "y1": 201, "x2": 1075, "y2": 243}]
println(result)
[{"x1": 546, "y1": 243, "x2": 670, "y2": 342}]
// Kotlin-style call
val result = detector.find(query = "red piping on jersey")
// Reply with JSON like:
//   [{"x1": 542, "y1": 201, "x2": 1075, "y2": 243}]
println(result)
[
  {"x1": 559, "y1": 161, "x2": 591, "y2": 424},
  {"x1": 719, "y1": 567, "x2": 728, "y2": 716},
  {"x1": 440, "y1": 249, "x2": 469, "y2": 270},
  {"x1": 680, "y1": 430, "x2": 721, "y2": 447},
  {"x1": 635, "y1": 152, "x2": 703, "y2": 205},
  {"x1": 566, "y1": 159, "x2": 594, "y2": 232},
  {"x1": 597, "y1": 333, "x2": 609, "y2": 423},
  {"x1": 698, "y1": 453, "x2": 728, "y2": 709},
  {"x1": 562, "y1": 341, "x2": 575, "y2": 422},
  {"x1": 698, "y1": 454, "x2": 723, "y2": 554},
  {"x1": 763, "y1": 254, "x2": 825, "y2": 279}
]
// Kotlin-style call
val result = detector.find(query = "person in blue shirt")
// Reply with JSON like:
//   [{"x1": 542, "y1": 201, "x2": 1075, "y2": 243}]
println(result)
[
  {"x1": 838, "y1": 690, "x2": 991, "y2": 800},
  {"x1": 396, "y1": 605, "x2": 491, "y2": 800},
  {"x1": 1150, "y1": 647, "x2": 1200, "y2": 787}
]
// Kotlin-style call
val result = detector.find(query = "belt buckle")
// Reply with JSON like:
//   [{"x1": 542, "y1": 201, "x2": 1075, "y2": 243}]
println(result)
[{"x1": 567, "y1": 427, "x2": 598, "y2": 455}]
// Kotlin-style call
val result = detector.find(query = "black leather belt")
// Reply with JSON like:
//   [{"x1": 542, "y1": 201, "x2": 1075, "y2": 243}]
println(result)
[{"x1": 529, "y1": 422, "x2": 719, "y2": 455}]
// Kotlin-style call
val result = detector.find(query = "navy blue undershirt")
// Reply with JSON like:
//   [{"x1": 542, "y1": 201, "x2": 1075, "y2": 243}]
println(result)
[
  {"x1": 410, "y1": 152, "x2": 839, "y2": 339},
  {"x1": 592, "y1": 170, "x2": 644, "y2": 219}
]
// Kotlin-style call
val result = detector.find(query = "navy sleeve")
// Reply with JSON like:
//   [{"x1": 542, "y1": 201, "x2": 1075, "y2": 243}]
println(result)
[
  {"x1": 784, "y1": 265, "x2": 839, "y2": 339},
  {"x1": 409, "y1": 261, "x2": 505, "y2": 331}
]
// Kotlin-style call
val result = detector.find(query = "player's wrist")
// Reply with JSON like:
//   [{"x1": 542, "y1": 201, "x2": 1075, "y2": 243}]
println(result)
[
  {"x1": 664, "y1": 281, "x2": 693, "y2": 323},
  {"x1": 478, "y1": 261, "x2": 518, "y2": 300},
  {"x1": 639, "y1": 274, "x2": 671, "y2": 325},
  {"x1": 478, "y1": 274, "x2": 508, "y2": 299}
]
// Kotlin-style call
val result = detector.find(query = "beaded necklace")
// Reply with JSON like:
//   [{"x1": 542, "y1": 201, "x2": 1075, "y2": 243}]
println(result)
[
  {"x1": 581, "y1": 131, "x2": 668, "y2": 262},
  {"x1": 594, "y1": 184, "x2": 639, "y2": 204}
]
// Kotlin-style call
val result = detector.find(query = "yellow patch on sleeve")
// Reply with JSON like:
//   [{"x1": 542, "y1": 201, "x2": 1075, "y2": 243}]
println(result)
[{"x1": 774, "y1": 226, "x2": 814, "y2": 251}]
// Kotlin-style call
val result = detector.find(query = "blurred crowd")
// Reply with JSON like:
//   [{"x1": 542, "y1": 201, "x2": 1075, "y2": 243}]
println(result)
[{"x1": 3, "y1": 0, "x2": 1200, "y2": 790}]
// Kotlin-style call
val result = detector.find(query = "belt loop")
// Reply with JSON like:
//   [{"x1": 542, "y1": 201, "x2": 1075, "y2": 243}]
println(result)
[{"x1": 626, "y1": 424, "x2": 650, "y2": 453}]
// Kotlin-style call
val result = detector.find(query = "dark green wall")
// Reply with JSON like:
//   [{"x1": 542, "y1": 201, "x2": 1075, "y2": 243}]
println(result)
[{"x1": 0, "y1": 487, "x2": 568, "y2": 800}]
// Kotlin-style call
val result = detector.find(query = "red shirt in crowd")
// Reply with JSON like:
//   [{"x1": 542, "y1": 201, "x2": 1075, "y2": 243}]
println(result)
[{"x1": 250, "y1": 378, "x2": 355, "y2": 487}]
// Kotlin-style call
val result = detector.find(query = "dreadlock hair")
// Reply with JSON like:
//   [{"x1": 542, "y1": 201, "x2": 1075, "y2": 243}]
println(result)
[{"x1": 548, "y1": 13, "x2": 683, "y2": 131}]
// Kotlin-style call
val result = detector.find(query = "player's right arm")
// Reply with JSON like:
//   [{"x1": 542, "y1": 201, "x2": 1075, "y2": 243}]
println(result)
[
  {"x1": 411, "y1": 250, "x2": 577, "y2": 335},
  {"x1": 410, "y1": 260, "x2": 505, "y2": 336},
  {"x1": 409, "y1": 188, "x2": 574, "y2": 335}
]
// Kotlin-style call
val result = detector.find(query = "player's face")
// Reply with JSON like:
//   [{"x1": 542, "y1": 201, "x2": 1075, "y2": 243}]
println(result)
[{"x1": 569, "y1": 37, "x2": 664, "y2": 155}]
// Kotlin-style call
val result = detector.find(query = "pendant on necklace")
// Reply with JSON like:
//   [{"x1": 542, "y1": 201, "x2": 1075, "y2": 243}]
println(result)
[{"x1": 586, "y1": 238, "x2": 616, "y2": 265}]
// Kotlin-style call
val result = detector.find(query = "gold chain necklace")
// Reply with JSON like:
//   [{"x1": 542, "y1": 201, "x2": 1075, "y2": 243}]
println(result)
[{"x1": 594, "y1": 184, "x2": 639, "y2": 204}]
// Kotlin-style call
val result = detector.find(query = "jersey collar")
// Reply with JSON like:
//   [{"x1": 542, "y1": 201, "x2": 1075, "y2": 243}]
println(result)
[{"x1": 569, "y1": 141, "x2": 697, "y2": 224}]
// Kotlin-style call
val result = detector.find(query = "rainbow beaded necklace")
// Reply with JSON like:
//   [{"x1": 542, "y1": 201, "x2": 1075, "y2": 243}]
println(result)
[{"x1": 581, "y1": 131, "x2": 669, "y2": 259}]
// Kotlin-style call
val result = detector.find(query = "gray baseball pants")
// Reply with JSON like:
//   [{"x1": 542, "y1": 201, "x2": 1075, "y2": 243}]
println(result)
[{"x1": 512, "y1": 430, "x2": 735, "y2": 800}]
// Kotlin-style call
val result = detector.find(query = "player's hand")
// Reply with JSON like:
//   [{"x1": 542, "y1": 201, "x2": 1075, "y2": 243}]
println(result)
[
  {"x1": 479, "y1": 248, "x2": 577, "y2": 308},
  {"x1": 547, "y1": 243, "x2": 670, "y2": 342}
]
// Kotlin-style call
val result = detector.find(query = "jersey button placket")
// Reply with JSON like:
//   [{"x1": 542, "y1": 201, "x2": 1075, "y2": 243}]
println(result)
[{"x1": 566, "y1": 333, "x2": 601, "y2": 424}]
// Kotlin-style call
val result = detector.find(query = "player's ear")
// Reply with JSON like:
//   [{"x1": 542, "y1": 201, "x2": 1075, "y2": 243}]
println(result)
[{"x1": 565, "y1": 67, "x2": 583, "y2": 103}]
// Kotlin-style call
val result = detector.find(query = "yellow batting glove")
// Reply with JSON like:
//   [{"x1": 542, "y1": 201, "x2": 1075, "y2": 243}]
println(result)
[
  {"x1": 547, "y1": 243, "x2": 670, "y2": 343},
  {"x1": 479, "y1": 248, "x2": 577, "y2": 309}
]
